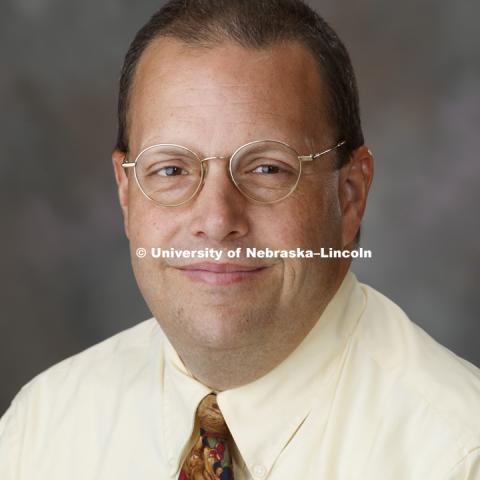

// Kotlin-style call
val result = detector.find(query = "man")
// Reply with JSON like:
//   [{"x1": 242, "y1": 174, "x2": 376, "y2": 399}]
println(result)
[{"x1": 1, "y1": 0, "x2": 479, "y2": 479}]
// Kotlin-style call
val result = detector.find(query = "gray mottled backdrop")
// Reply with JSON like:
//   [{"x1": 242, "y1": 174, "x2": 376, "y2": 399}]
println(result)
[{"x1": 1, "y1": 0, "x2": 479, "y2": 415}]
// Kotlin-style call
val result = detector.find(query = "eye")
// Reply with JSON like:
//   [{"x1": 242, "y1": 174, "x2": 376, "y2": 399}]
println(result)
[
  {"x1": 251, "y1": 164, "x2": 281, "y2": 174},
  {"x1": 239, "y1": 153, "x2": 298, "y2": 177},
  {"x1": 156, "y1": 165, "x2": 188, "y2": 176}
]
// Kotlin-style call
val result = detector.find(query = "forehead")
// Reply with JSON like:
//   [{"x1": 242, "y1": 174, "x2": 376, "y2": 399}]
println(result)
[{"x1": 128, "y1": 37, "x2": 331, "y2": 153}]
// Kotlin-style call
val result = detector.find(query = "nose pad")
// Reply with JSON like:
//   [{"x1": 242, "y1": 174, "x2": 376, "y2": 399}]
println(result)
[
  {"x1": 199, "y1": 156, "x2": 232, "y2": 191},
  {"x1": 201, "y1": 156, "x2": 227, "y2": 170}
]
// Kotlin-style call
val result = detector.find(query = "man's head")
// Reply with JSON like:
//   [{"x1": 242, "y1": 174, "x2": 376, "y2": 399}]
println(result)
[{"x1": 112, "y1": 0, "x2": 373, "y2": 389}]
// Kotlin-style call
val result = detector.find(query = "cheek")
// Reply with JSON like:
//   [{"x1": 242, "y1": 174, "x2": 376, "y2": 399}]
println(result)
[
  {"x1": 305, "y1": 177, "x2": 342, "y2": 243},
  {"x1": 127, "y1": 192, "x2": 181, "y2": 247},
  {"x1": 270, "y1": 181, "x2": 341, "y2": 249}
]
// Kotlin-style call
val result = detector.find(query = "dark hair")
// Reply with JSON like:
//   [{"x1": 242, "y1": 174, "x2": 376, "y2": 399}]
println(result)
[{"x1": 115, "y1": 0, "x2": 364, "y2": 166}]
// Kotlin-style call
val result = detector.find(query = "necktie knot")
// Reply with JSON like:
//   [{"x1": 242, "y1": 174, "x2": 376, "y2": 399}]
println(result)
[
  {"x1": 198, "y1": 393, "x2": 229, "y2": 438},
  {"x1": 179, "y1": 393, "x2": 234, "y2": 480}
]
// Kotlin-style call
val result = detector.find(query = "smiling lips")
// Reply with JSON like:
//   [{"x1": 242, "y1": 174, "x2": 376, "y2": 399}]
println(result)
[{"x1": 176, "y1": 262, "x2": 268, "y2": 286}]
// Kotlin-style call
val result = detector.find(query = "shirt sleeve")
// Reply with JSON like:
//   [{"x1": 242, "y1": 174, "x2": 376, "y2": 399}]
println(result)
[
  {"x1": 0, "y1": 389, "x2": 27, "y2": 480},
  {"x1": 447, "y1": 448, "x2": 480, "y2": 480}
]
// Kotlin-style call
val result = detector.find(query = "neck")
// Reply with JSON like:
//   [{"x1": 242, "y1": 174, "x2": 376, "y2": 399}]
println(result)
[{"x1": 173, "y1": 327, "x2": 312, "y2": 391}]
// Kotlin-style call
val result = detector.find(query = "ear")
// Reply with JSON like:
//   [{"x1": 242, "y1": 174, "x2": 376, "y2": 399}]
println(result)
[
  {"x1": 338, "y1": 146, "x2": 374, "y2": 248},
  {"x1": 112, "y1": 149, "x2": 130, "y2": 239}
]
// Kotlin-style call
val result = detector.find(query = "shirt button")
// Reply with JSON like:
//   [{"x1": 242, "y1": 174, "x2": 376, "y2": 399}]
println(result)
[{"x1": 252, "y1": 464, "x2": 267, "y2": 478}]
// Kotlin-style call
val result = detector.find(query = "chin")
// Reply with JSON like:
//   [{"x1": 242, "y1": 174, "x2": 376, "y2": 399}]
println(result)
[{"x1": 166, "y1": 305, "x2": 262, "y2": 349}]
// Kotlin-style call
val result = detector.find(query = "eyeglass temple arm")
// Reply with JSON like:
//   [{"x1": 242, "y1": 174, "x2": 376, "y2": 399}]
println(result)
[
  {"x1": 118, "y1": 149, "x2": 136, "y2": 169},
  {"x1": 299, "y1": 140, "x2": 346, "y2": 162}
]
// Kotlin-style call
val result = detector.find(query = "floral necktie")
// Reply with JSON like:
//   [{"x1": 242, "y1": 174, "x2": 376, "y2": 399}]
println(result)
[{"x1": 179, "y1": 393, "x2": 234, "y2": 480}]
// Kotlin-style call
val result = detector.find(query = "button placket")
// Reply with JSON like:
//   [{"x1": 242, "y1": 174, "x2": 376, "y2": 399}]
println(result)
[{"x1": 252, "y1": 464, "x2": 267, "y2": 478}]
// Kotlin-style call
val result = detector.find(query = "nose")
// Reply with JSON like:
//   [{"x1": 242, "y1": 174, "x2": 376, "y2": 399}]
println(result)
[{"x1": 189, "y1": 157, "x2": 250, "y2": 243}]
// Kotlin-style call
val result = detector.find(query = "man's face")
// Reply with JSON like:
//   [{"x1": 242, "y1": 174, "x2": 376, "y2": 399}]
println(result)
[{"x1": 113, "y1": 38, "x2": 359, "y2": 355}]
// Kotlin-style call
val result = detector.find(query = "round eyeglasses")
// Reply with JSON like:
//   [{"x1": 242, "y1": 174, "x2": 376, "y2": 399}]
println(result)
[{"x1": 122, "y1": 139, "x2": 346, "y2": 206}]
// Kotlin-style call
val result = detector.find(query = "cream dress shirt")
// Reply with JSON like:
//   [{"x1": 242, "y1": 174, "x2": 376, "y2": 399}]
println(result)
[{"x1": 1, "y1": 272, "x2": 479, "y2": 479}]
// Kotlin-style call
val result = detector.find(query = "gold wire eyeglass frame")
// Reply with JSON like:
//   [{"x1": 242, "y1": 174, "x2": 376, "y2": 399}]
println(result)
[{"x1": 122, "y1": 138, "x2": 346, "y2": 206}]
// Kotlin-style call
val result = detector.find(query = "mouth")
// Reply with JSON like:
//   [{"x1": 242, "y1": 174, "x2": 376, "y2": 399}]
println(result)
[{"x1": 175, "y1": 262, "x2": 268, "y2": 286}]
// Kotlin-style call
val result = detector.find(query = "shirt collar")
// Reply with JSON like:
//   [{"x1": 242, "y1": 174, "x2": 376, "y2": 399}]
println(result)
[{"x1": 161, "y1": 271, "x2": 365, "y2": 477}]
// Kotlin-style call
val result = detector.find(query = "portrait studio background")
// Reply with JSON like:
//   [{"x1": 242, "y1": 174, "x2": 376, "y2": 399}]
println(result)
[{"x1": 1, "y1": 0, "x2": 479, "y2": 415}]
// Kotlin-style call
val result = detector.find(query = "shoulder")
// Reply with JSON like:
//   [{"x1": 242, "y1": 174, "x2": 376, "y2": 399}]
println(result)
[
  {"x1": 1, "y1": 317, "x2": 165, "y2": 435},
  {"x1": 0, "y1": 318, "x2": 168, "y2": 477},
  {"x1": 355, "y1": 281, "x2": 480, "y2": 451},
  {"x1": 24, "y1": 317, "x2": 163, "y2": 392}
]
